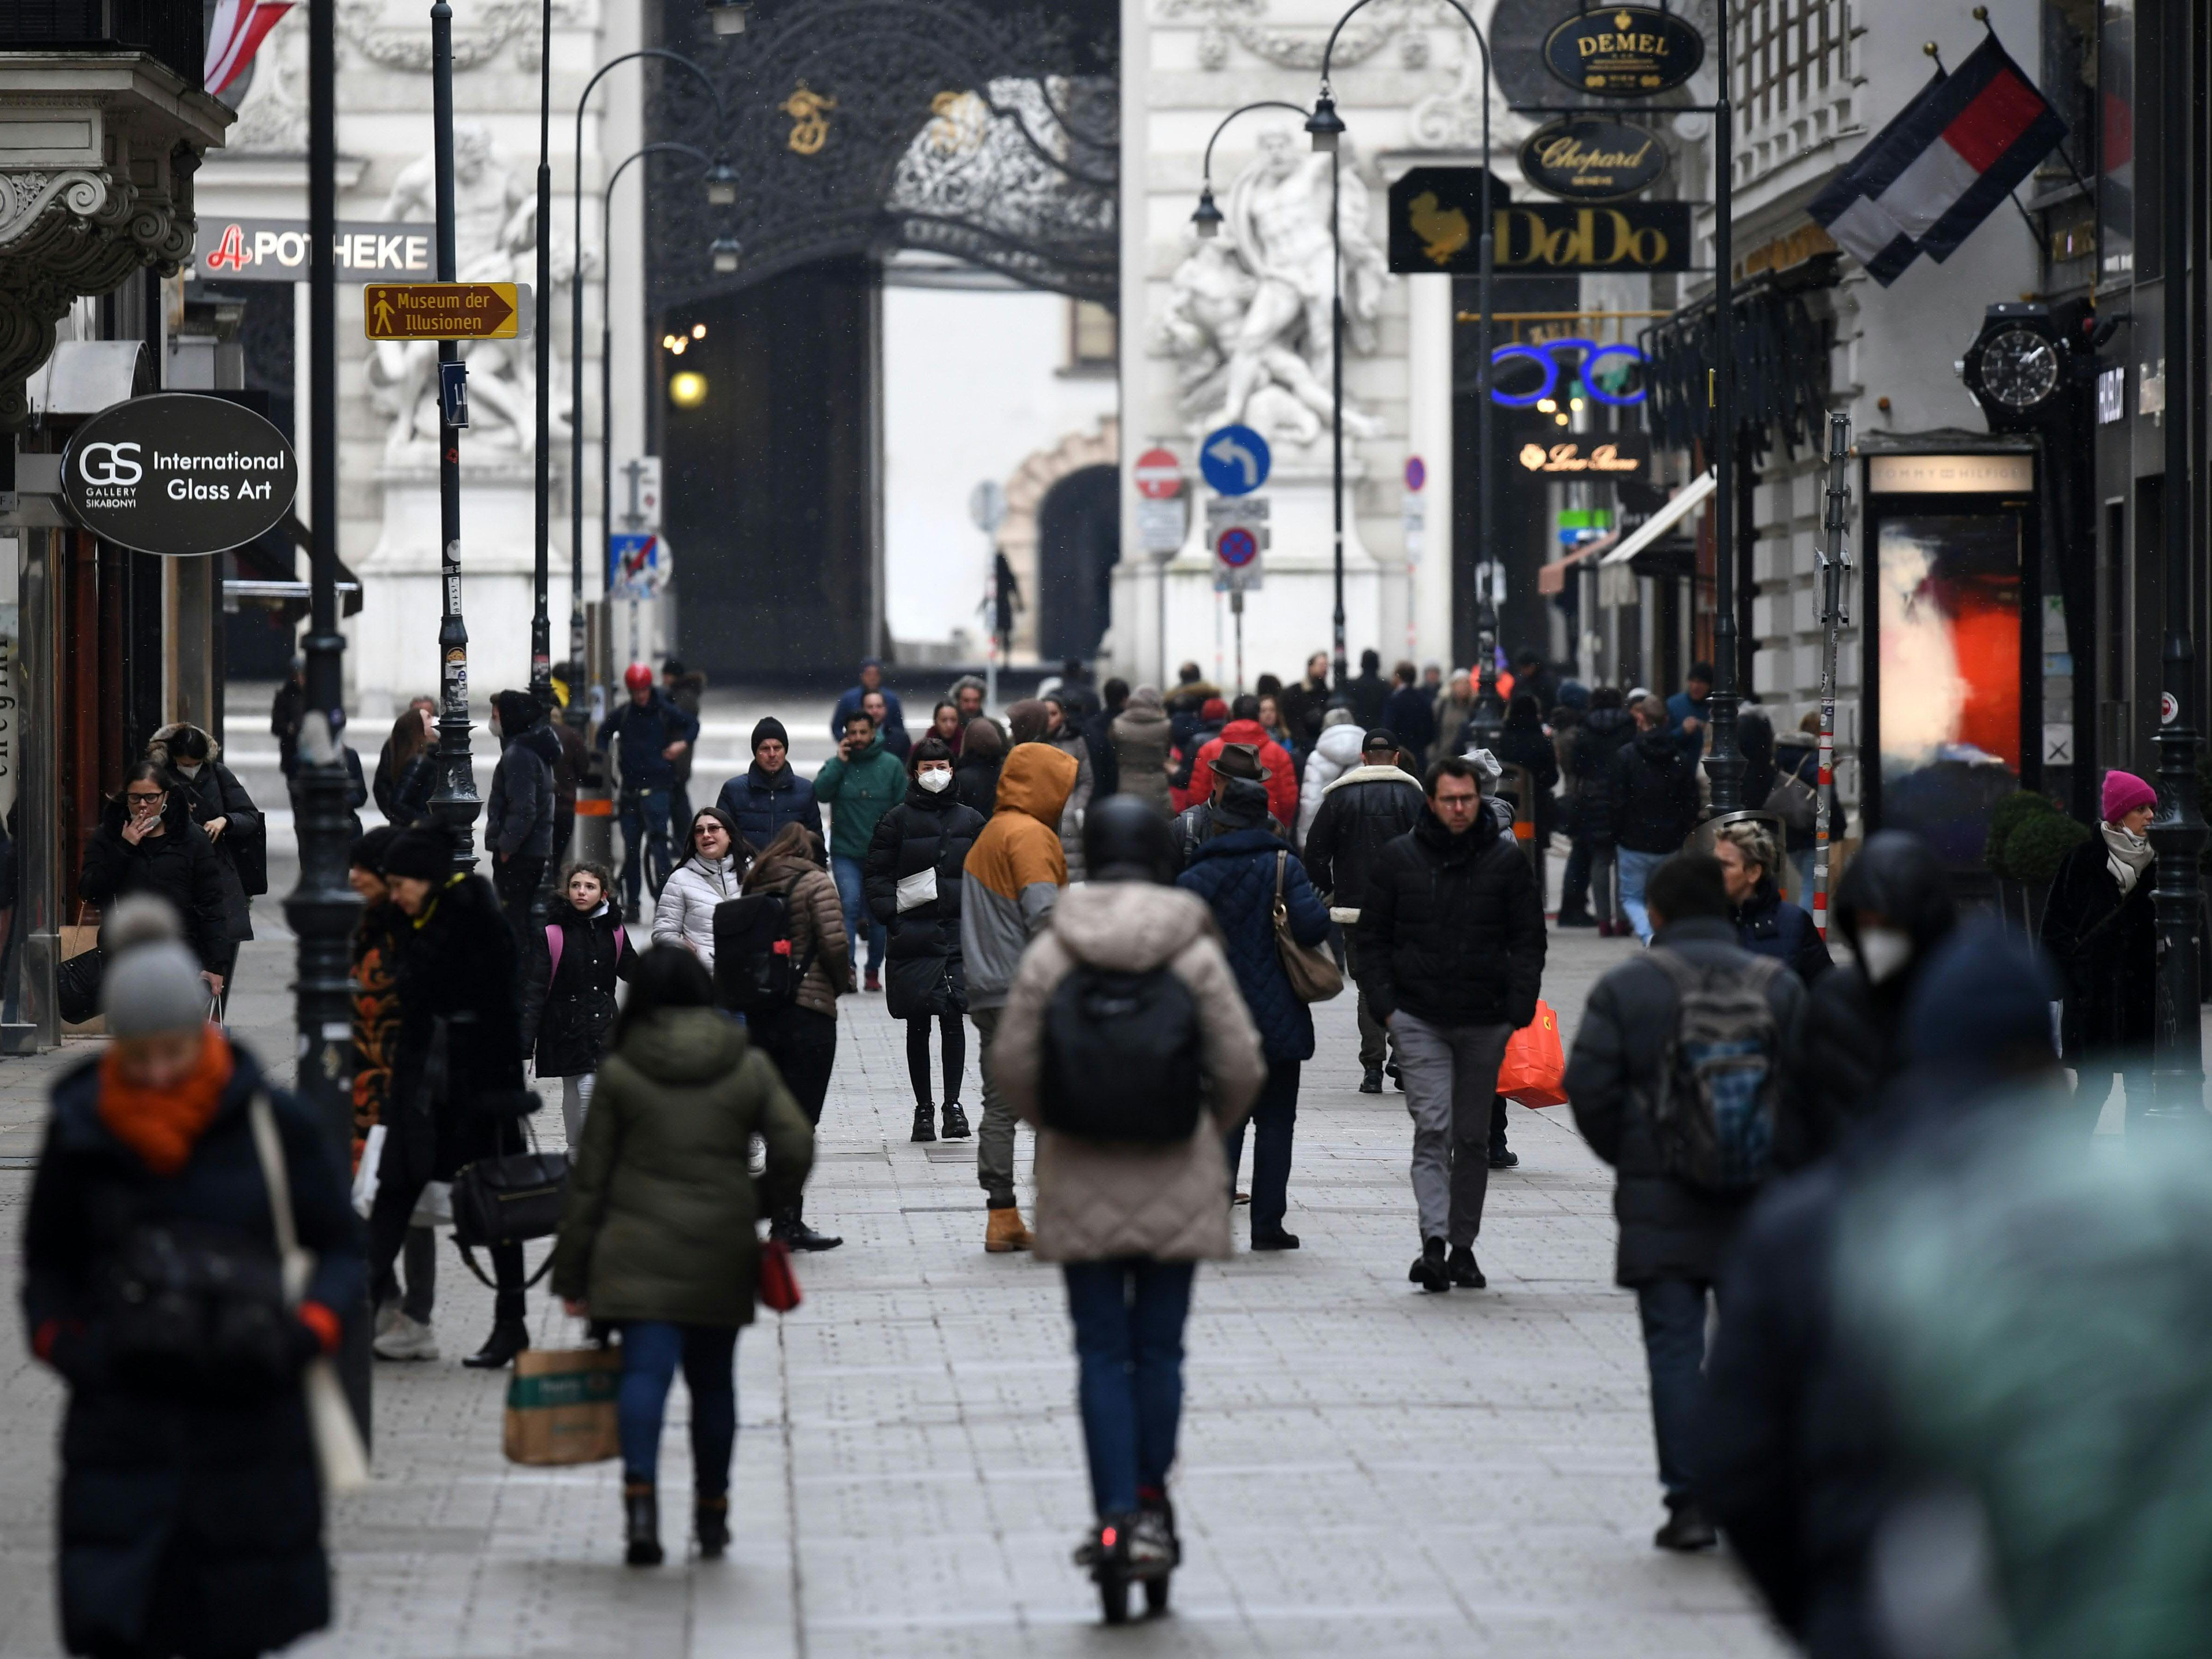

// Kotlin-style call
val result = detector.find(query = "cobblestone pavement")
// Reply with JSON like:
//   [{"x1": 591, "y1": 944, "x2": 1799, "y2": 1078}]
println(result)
[{"x1": 0, "y1": 686, "x2": 1798, "y2": 1656}]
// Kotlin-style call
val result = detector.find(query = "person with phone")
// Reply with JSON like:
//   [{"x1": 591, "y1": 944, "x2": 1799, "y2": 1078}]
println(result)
[{"x1": 79, "y1": 761, "x2": 230, "y2": 1002}]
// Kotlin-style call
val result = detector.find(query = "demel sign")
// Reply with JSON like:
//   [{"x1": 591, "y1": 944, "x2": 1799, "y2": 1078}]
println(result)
[{"x1": 62, "y1": 393, "x2": 297, "y2": 555}]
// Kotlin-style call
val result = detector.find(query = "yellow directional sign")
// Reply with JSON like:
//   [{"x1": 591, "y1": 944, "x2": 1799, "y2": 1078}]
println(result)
[{"x1": 363, "y1": 281, "x2": 521, "y2": 340}]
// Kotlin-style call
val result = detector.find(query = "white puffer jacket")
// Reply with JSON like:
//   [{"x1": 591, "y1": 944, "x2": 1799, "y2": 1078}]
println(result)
[
  {"x1": 653, "y1": 852, "x2": 744, "y2": 968},
  {"x1": 1296, "y1": 722, "x2": 1367, "y2": 842}
]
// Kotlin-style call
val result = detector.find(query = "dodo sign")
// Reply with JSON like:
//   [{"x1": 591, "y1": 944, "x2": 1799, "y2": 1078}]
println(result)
[{"x1": 61, "y1": 393, "x2": 297, "y2": 556}]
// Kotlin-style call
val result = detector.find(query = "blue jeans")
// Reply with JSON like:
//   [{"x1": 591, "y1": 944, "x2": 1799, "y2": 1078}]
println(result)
[
  {"x1": 1222, "y1": 1058, "x2": 1299, "y2": 1235},
  {"x1": 831, "y1": 853, "x2": 886, "y2": 977},
  {"x1": 618, "y1": 1321, "x2": 739, "y2": 1495},
  {"x1": 617, "y1": 787, "x2": 672, "y2": 907},
  {"x1": 1617, "y1": 847, "x2": 1667, "y2": 942},
  {"x1": 1062, "y1": 1259, "x2": 1196, "y2": 1517},
  {"x1": 1636, "y1": 1279, "x2": 1710, "y2": 1500}
]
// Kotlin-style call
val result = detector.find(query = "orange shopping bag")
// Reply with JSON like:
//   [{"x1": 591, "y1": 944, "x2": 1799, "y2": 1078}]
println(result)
[{"x1": 1497, "y1": 999, "x2": 1567, "y2": 1107}]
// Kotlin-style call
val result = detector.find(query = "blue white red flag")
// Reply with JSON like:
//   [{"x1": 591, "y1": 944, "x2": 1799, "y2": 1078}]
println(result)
[{"x1": 1809, "y1": 36, "x2": 2066, "y2": 286}]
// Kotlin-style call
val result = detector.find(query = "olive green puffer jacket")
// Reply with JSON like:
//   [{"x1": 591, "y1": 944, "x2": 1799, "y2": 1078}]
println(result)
[{"x1": 551, "y1": 1006, "x2": 814, "y2": 1326}]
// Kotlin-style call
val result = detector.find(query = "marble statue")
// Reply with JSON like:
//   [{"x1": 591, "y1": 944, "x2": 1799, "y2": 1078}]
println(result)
[
  {"x1": 365, "y1": 123, "x2": 555, "y2": 459},
  {"x1": 1156, "y1": 129, "x2": 1385, "y2": 445}
]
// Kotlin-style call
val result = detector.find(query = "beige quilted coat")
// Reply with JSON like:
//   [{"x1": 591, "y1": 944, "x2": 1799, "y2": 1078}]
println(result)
[{"x1": 990, "y1": 881, "x2": 1267, "y2": 1262}]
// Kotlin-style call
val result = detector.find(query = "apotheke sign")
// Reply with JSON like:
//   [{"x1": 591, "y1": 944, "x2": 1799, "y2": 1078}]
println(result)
[{"x1": 61, "y1": 394, "x2": 298, "y2": 555}]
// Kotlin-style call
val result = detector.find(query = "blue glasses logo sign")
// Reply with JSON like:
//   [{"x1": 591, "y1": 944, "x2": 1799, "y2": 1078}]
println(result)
[{"x1": 1490, "y1": 337, "x2": 1646, "y2": 408}]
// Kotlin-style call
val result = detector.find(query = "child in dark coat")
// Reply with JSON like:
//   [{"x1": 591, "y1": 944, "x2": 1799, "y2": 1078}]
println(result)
[{"x1": 522, "y1": 862, "x2": 635, "y2": 1142}]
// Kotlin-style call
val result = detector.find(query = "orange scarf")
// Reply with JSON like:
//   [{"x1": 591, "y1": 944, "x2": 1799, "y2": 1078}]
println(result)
[{"x1": 99, "y1": 1027, "x2": 236, "y2": 1176}]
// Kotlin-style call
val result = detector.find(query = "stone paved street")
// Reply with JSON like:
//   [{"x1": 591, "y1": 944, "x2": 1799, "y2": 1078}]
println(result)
[{"x1": 0, "y1": 689, "x2": 1798, "y2": 1657}]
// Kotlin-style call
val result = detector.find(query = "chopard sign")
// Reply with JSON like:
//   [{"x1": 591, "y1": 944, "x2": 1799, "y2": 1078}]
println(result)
[
  {"x1": 1519, "y1": 118, "x2": 1671, "y2": 202},
  {"x1": 60, "y1": 393, "x2": 297, "y2": 555},
  {"x1": 1544, "y1": 6, "x2": 1706, "y2": 97}
]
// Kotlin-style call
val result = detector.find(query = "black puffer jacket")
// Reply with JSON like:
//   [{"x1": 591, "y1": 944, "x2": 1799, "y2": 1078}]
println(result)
[
  {"x1": 1735, "y1": 877, "x2": 1834, "y2": 986},
  {"x1": 1492, "y1": 719, "x2": 1560, "y2": 839},
  {"x1": 1354, "y1": 806, "x2": 1546, "y2": 1030},
  {"x1": 79, "y1": 797, "x2": 230, "y2": 972},
  {"x1": 1565, "y1": 915, "x2": 1808, "y2": 1285},
  {"x1": 521, "y1": 902, "x2": 635, "y2": 1077},
  {"x1": 2039, "y1": 833, "x2": 2156, "y2": 1060},
  {"x1": 1607, "y1": 725, "x2": 1699, "y2": 855},
  {"x1": 863, "y1": 782, "x2": 985, "y2": 1018},
  {"x1": 1301, "y1": 765, "x2": 1425, "y2": 914},
  {"x1": 150, "y1": 728, "x2": 265, "y2": 942},
  {"x1": 389, "y1": 872, "x2": 530, "y2": 1184},
  {"x1": 1571, "y1": 707, "x2": 1637, "y2": 843},
  {"x1": 1789, "y1": 833, "x2": 1955, "y2": 1169}
]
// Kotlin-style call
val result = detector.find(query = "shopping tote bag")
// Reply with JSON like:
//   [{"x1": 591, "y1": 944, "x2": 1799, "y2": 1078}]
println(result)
[
  {"x1": 504, "y1": 1343, "x2": 621, "y2": 1466},
  {"x1": 1497, "y1": 999, "x2": 1568, "y2": 1108}
]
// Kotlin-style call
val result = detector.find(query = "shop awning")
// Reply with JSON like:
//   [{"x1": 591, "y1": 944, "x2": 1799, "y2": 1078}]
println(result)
[
  {"x1": 1598, "y1": 469, "x2": 1716, "y2": 567},
  {"x1": 1537, "y1": 528, "x2": 1620, "y2": 595}
]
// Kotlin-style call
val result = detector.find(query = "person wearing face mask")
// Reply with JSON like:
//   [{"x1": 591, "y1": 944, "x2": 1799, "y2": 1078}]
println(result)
[
  {"x1": 146, "y1": 724, "x2": 268, "y2": 1013},
  {"x1": 1787, "y1": 832, "x2": 1955, "y2": 1168},
  {"x1": 2040, "y1": 770, "x2": 2159, "y2": 1130},
  {"x1": 865, "y1": 738, "x2": 986, "y2": 1143}
]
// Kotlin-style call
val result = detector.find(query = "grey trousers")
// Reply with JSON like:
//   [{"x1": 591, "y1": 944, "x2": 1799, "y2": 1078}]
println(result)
[
  {"x1": 1342, "y1": 932, "x2": 1395, "y2": 1073},
  {"x1": 1393, "y1": 1010, "x2": 1512, "y2": 1249},
  {"x1": 561, "y1": 1074, "x2": 595, "y2": 1145},
  {"x1": 972, "y1": 1005, "x2": 1022, "y2": 1209}
]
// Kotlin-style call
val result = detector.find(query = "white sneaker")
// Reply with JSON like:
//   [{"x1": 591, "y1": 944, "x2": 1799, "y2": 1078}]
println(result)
[
  {"x1": 373, "y1": 1299, "x2": 400, "y2": 1341},
  {"x1": 373, "y1": 1312, "x2": 439, "y2": 1362}
]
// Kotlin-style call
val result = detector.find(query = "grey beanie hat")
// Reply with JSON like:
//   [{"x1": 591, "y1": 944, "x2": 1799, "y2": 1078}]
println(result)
[{"x1": 99, "y1": 895, "x2": 211, "y2": 1038}]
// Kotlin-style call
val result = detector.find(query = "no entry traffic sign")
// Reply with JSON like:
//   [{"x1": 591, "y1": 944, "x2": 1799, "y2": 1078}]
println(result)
[
  {"x1": 1134, "y1": 447, "x2": 1182, "y2": 499},
  {"x1": 364, "y1": 282, "x2": 525, "y2": 341}
]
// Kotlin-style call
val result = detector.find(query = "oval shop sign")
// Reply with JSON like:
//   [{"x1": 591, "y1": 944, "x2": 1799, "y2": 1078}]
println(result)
[
  {"x1": 61, "y1": 392, "x2": 297, "y2": 556},
  {"x1": 1519, "y1": 117, "x2": 1671, "y2": 202},
  {"x1": 1544, "y1": 6, "x2": 1705, "y2": 98}
]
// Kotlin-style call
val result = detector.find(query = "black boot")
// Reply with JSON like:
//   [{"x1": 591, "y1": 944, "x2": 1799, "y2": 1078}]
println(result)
[
  {"x1": 782, "y1": 1199, "x2": 843, "y2": 1252},
  {"x1": 911, "y1": 1102, "x2": 937, "y2": 1143},
  {"x1": 940, "y1": 1101, "x2": 971, "y2": 1139},
  {"x1": 625, "y1": 1482, "x2": 664, "y2": 1566},
  {"x1": 1408, "y1": 1236, "x2": 1450, "y2": 1292},
  {"x1": 462, "y1": 1316, "x2": 529, "y2": 1370},
  {"x1": 695, "y1": 1494, "x2": 730, "y2": 1560},
  {"x1": 1654, "y1": 1500, "x2": 1717, "y2": 1552},
  {"x1": 1447, "y1": 1245, "x2": 1486, "y2": 1289}
]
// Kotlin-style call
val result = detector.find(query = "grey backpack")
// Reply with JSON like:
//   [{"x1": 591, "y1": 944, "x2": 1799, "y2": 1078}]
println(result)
[{"x1": 1646, "y1": 948, "x2": 1785, "y2": 1192}]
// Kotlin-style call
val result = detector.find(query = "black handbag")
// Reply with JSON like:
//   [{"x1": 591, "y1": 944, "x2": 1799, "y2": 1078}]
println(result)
[
  {"x1": 57, "y1": 948, "x2": 104, "y2": 1024},
  {"x1": 450, "y1": 1129, "x2": 568, "y2": 1288}
]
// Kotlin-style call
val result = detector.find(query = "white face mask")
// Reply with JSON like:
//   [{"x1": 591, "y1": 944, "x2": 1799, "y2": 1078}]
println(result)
[
  {"x1": 1855, "y1": 925, "x2": 1914, "y2": 986},
  {"x1": 917, "y1": 767, "x2": 952, "y2": 794},
  {"x1": 177, "y1": 761, "x2": 203, "y2": 779}
]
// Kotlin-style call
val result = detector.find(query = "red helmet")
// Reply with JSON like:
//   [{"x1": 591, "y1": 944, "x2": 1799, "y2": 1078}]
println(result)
[{"x1": 623, "y1": 662, "x2": 654, "y2": 691}]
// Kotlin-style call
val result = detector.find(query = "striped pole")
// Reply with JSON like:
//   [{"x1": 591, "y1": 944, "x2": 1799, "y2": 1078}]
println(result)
[{"x1": 1812, "y1": 411, "x2": 1852, "y2": 938}]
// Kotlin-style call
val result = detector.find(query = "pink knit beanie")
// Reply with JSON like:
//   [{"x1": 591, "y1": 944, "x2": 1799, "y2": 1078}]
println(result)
[{"x1": 2102, "y1": 769, "x2": 2157, "y2": 824}]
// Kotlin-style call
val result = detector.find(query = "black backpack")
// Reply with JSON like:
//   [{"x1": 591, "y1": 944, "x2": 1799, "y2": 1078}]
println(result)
[
  {"x1": 1040, "y1": 963, "x2": 1204, "y2": 1143},
  {"x1": 712, "y1": 889, "x2": 811, "y2": 1013},
  {"x1": 1647, "y1": 948, "x2": 1785, "y2": 1192}
]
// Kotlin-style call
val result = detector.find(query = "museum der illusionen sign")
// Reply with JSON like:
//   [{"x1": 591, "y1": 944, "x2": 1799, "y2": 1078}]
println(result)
[{"x1": 1388, "y1": 169, "x2": 1690, "y2": 274}]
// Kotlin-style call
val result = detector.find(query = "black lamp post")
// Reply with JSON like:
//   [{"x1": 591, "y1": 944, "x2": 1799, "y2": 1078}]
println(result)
[
  {"x1": 530, "y1": 0, "x2": 552, "y2": 700},
  {"x1": 1704, "y1": 0, "x2": 1744, "y2": 812},
  {"x1": 2147, "y1": 6, "x2": 2205, "y2": 1131},
  {"x1": 297, "y1": 0, "x2": 368, "y2": 1430},
  {"x1": 568, "y1": 50, "x2": 731, "y2": 709},
  {"x1": 1310, "y1": 0, "x2": 1494, "y2": 724}
]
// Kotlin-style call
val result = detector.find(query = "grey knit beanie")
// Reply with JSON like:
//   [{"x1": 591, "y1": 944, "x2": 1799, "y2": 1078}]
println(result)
[{"x1": 99, "y1": 895, "x2": 211, "y2": 1037}]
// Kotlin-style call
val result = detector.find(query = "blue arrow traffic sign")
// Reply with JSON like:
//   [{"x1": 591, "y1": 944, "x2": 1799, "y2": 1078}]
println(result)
[{"x1": 1200, "y1": 423, "x2": 1271, "y2": 496}]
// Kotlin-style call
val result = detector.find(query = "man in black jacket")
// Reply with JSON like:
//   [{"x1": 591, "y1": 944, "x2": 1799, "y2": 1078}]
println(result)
[
  {"x1": 488, "y1": 691, "x2": 557, "y2": 942},
  {"x1": 1303, "y1": 727, "x2": 1425, "y2": 1092},
  {"x1": 1608, "y1": 694, "x2": 1699, "y2": 941},
  {"x1": 1564, "y1": 853, "x2": 1806, "y2": 1552},
  {"x1": 1355, "y1": 755, "x2": 1546, "y2": 1293},
  {"x1": 1347, "y1": 648, "x2": 1390, "y2": 727}
]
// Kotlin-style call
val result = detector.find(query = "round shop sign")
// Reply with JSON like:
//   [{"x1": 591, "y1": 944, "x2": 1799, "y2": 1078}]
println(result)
[
  {"x1": 61, "y1": 393, "x2": 297, "y2": 555},
  {"x1": 1544, "y1": 6, "x2": 1705, "y2": 98},
  {"x1": 1519, "y1": 116, "x2": 1672, "y2": 202}
]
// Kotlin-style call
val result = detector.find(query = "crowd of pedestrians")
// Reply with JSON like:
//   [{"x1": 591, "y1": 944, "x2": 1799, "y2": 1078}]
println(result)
[{"x1": 20, "y1": 642, "x2": 2191, "y2": 1652}]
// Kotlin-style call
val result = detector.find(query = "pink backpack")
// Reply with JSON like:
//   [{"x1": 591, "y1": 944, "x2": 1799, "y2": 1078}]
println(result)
[{"x1": 544, "y1": 916, "x2": 627, "y2": 983}]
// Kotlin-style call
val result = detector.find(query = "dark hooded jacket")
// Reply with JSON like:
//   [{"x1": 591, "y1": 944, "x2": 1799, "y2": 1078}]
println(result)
[
  {"x1": 1176, "y1": 823, "x2": 1330, "y2": 1062},
  {"x1": 486, "y1": 711, "x2": 557, "y2": 860},
  {"x1": 1570, "y1": 706, "x2": 1637, "y2": 844},
  {"x1": 148, "y1": 725, "x2": 265, "y2": 942},
  {"x1": 953, "y1": 719, "x2": 1006, "y2": 819},
  {"x1": 79, "y1": 795, "x2": 231, "y2": 972},
  {"x1": 2040, "y1": 831, "x2": 2157, "y2": 1060},
  {"x1": 863, "y1": 778, "x2": 985, "y2": 1018},
  {"x1": 1789, "y1": 833, "x2": 1956, "y2": 1169},
  {"x1": 389, "y1": 872, "x2": 530, "y2": 1184},
  {"x1": 520, "y1": 900, "x2": 635, "y2": 1077},
  {"x1": 1354, "y1": 804, "x2": 1545, "y2": 1030},
  {"x1": 21, "y1": 1042, "x2": 362, "y2": 1659},
  {"x1": 1565, "y1": 914, "x2": 1808, "y2": 1285},
  {"x1": 1607, "y1": 723, "x2": 1699, "y2": 855},
  {"x1": 1701, "y1": 921, "x2": 2060, "y2": 1659},
  {"x1": 1301, "y1": 762, "x2": 1425, "y2": 915},
  {"x1": 1735, "y1": 875, "x2": 1834, "y2": 986}
]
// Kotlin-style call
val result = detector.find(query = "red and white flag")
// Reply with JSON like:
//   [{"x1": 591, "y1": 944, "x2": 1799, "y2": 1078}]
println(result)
[{"x1": 205, "y1": 0, "x2": 294, "y2": 97}]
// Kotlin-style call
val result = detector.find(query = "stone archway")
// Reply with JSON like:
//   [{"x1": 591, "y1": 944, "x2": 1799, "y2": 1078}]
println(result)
[{"x1": 997, "y1": 415, "x2": 1117, "y2": 663}]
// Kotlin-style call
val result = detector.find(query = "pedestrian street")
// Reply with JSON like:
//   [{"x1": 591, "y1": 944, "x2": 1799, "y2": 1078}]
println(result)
[{"x1": 0, "y1": 915, "x2": 1785, "y2": 1658}]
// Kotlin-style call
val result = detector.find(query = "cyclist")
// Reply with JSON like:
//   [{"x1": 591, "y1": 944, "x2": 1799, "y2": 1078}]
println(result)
[{"x1": 597, "y1": 662, "x2": 700, "y2": 920}]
